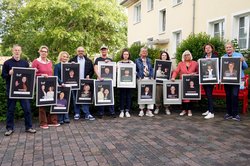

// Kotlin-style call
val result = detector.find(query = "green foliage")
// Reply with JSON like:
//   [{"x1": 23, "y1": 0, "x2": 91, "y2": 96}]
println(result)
[
  {"x1": 175, "y1": 33, "x2": 225, "y2": 64},
  {"x1": 114, "y1": 43, "x2": 162, "y2": 63},
  {"x1": 0, "y1": 0, "x2": 127, "y2": 61},
  {"x1": 0, "y1": 75, "x2": 7, "y2": 121}
]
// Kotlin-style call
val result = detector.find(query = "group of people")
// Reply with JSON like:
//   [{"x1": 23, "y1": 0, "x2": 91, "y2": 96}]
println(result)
[{"x1": 1, "y1": 42, "x2": 248, "y2": 136}]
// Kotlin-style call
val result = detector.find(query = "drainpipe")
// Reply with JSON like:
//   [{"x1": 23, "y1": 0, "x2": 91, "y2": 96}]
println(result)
[{"x1": 192, "y1": 0, "x2": 196, "y2": 34}]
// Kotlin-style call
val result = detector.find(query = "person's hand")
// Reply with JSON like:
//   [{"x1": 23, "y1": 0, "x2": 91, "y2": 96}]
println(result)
[
  {"x1": 104, "y1": 59, "x2": 111, "y2": 63},
  {"x1": 15, "y1": 80, "x2": 19, "y2": 86},
  {"x1": 86, "y1": 75, "x2": 90, "y2": 80},
  {"x1": 9, "y1": 69, "x2": 13, "y2": 75},
  {"x1": 240, "y1": 57, "x2": 245, "y2": 62},
  {"x1": 171, "y1": 78, "x2": 175, "y2": 82},
  {"x1": 42, "y1": 74, "x2": 49, "y2": 78},
  {"x1": 71, "y1": 61, "x2": 76, "y2": 64},
  {"x1": 61, "y1": 83, "x2": 65, "y2": 87},
  {"x1": 98, "y1": 77, "x2": 104, "y2": 81}
]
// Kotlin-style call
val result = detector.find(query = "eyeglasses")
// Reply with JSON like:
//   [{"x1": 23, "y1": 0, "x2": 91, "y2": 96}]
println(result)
[
  {"x1": 40, "y1": 50, "x2": 48, "y2": 53},
  {"x1": 78, "y1": 50, "x2": 84, "y2": 52}
]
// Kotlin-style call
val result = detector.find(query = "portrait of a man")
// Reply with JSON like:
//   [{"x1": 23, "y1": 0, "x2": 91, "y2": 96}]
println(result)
[
  {"x1": 224, "y1": 62, "x2": 237, "y2": 77},
  {"x1": 101, "y1": 67, "x2": 113, "y2": 79}
]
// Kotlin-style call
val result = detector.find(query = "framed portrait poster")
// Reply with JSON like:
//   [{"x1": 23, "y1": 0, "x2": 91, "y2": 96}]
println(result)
[
  {"x1": 94, "y1": 80, "x2": 114, "y2": 106},
  {"x1": 98, "y1": 61, "x2": 116, "y2": 87},
  {"x1": 36, "y1": 76, "x2": 57, "y2": 106},
  {"x1": 61, "y1": 63, "x2": 80, "y2": 90},
  {"x1": 220, "y1": 57, "x2": 241, "y2": 85},
  {"x1": 182, "y1": 74, "x2": 200, "y2": 100},
  {"x1": 137, "y1": 79, "x2": 156, "y2": 104},
  {"x1": 76, "y1": 79, "x2": 94, "y2": 104},
  {"x1": 198, "y1": 58, "x2": 219, "y2": 84},
  {"x1": 163, "y1": 80, "x2": 182, "y2": 104},
  {"x1": 9, "y1": 67, "x2": 36, "y2": 99},
  {"x1": 153, "y1": 60, "x2": 172, "y2": 83},
  {"x1": 117, "y1": 63, "x2": 136, "y2": 88},
  {"x1": 50, "y1": 86, "x2": 71, "y2": 114}
]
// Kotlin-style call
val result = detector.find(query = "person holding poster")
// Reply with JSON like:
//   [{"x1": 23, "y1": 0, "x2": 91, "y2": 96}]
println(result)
[
  {"x1": 154, "y1": 51, "x2": 172, "y2": 115},
  {"x1": 223, "y1": 42, "x2": 248, "y2": 121},
  {"x1": 94, "y1": 45, "x2": 116, "y2": 118},
  {"x1": 201, "y1": 44, "x2": 218, "y2": 119},
  {"x1": 135, "y1": 47, "x2": 154, "y2": 117},
  {"x1": 54, "y1": 51, "x2": 71, "y2": 124},
  {"x1": 171, "y1": 50, "x2": 198, "y2": 116},
  {"x1": 32, "y1": 45, "x2": 60, "y2": 129},
  {"x1": 1, "y1": 45, "x2": 36, "y2": 136},
  {"x1": 69, "y1": 46, "x2": 95, "y2": 121}
]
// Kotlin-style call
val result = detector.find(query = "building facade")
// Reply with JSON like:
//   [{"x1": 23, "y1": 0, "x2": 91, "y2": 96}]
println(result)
[{"x1": 120, "y1": 0, "x2": 250, "y2": 59}]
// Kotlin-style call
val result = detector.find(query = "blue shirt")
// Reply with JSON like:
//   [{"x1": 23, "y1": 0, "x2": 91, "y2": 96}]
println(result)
[{"x1": 223, "y1": 52, "x2": 248, "y2": 78}]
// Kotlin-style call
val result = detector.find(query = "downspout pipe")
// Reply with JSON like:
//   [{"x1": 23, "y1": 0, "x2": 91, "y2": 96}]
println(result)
[{"x1": 192, "y1": 0, "x2": 196, "y2": 34}]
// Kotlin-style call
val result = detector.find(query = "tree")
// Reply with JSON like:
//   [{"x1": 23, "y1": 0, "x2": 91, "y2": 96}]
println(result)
[
  {"x1": 0, "y1": 0, "x2": 127, "y2": 61},
  {"x1": 175, "y1": 33, "x2": 225, "y2": 64}
]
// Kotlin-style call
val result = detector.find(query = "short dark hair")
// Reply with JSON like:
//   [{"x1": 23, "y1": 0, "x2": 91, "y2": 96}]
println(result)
[
  {"x1": 120, "y1": 48, "x2": 131, "y2": 60},
  {"x1": 160, "y1": 51, "x2": 170, "y2": 60}
]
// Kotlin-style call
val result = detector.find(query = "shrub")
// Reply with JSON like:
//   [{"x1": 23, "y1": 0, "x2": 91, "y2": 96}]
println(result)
[{"x1": 175, "y1": 32, "x2": 226, "y2": 63}]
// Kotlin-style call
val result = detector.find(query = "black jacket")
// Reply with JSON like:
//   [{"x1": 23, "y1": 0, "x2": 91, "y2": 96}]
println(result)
[{"x1": 69, "y1": 55, "x2": 94, "y2": 78}]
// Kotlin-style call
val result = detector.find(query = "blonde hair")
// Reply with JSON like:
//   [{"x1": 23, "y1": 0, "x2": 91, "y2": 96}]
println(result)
[
  {"x1": 224, "y1": 42, "x2": 235, "y2": 49},
  {"x1": 181, "y1": 50, "x2": 193, "y2": 62},
  {"x1": 57, "y1": 51, "x2": 70, "y2": 63},
  {"x1": 39, "y1": 45, "x2": 49, "y2": 52}
]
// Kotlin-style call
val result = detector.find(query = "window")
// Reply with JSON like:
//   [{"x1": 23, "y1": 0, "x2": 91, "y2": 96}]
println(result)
[
  {"x1": 159, "y1": 9, "x2": 166, "y2": 33},
  {"x1": 208, "y1": 19, "x2": 225, "y2": 40},
  {"x1": 147, "y1": 0, "x2": 154, "y2": 11},
  {"x1": 134, "y1": 3, "x2": 141, "y2": 24},
  {"x1": 238, "y1": 16, "x2": 250, "y2": 49},
  {"x1": 173, "y1": 0, "x2": 182, "y2": 6},
  {"x1": 147, "y1": 37, "x2": 153, "y2": 48},
  {"x1": 173, "y1": 30, "x2": 182, "y2": 54},
  {"x1": 133, "y1": 41, "x2": 141, "y2": 45}
]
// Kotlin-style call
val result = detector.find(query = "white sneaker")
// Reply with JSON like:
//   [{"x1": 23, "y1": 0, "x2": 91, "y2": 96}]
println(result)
[
  {"x1": 180, "y1": 110, "x2": 186, "y2": 116},
  {"x1": 139, "y1": 110, "x2": 144, "y2": 117},
  {"x1": 204, "y1": 112, "x2": 214, "y2": 119},
  {"x1": 202, "y1": 111, "x2": 209, "y2": 116},
  {"x1": 165, "y1": 108, "x2": 171, "y2": 115},
  {"x1": 146, "y1": 110, "x2": 154, "y2": 117},
  {"x1": 125, "y1": 112, "x2": 131, "y2": 118},
  {"x1": 154, "y1": 108, "x2": 159, "y2": 114},
  {"x1": 188, "y1": 110, "x2": 192, "y2": 117},
  {"x1": 119, "y1": 112, "x2": 124, "y2": 118}
]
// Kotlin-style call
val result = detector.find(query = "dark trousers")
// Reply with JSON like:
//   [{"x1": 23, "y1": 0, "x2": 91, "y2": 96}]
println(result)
[
  {"x1": 97, "y1": 105, "x2": 115, "y2": 116},
  {"x1": 224, "y1": 84, "x2": 240, "y2": 117},
  {"x1": 182, "y1": 102, "x2": 193, "y2": 111},
  {"x1": 119, "y1": 88, "x2": 132, "y2": 111},
  {"x1": 6, "y1": 98, "x2": 33, "y2": 130},
  {"x1": 203, "y1": 85, "x2": 214, "y2": 113}
]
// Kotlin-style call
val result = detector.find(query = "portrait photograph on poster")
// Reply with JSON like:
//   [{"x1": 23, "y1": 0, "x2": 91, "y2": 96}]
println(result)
[
  {"x1": 36, "y1": 76, "x2": 57, "y2": 106},
  {"x1": 198, "y1": 58, "x2": 219, "y2": 84},
  {"x1": 220, "y1": 57, "x2": 241, "y2": 85},
  {"x1": 117, "y1": 63, "x2": 136, "y2": 88},
  {"x1": 76, "y1": 79, "x2": 94, "y2": 104},
  {"x1": 94, "y1": 80, "x2": 114, "y2": 106},
  {"x1": 98, "y1": 61, "x2": 116, "y2": 87},
  {"x1": 182, "y1": 74, "x2": 200, "y2": 100},
  {"x1": 153, "y1": 60, "x2": 172, "y2": 83},
  {"x1": 163, "y1": 80, "x2": 182, "y2": 104},
  {"x1": 50, "y1": 86, "x2": 71, "y2": 114},
  {"x1": 9, "y1": 67, "x2": 36, "y2": 99},
  {"x1": 61, "y1": 63, "x2": 80, "y2": 90},
  {"x1": 137, "y1": 79, "x2": 156, "y2": 104}
]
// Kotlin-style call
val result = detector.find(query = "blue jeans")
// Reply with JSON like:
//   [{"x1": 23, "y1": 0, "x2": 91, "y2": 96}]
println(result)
[
  {"x1": 224, "y1": 84, "x2": 240, "y2": 117},
  {"x1": 72, "y1": 90, "x2": 91, "y2": 118},
  {"x1": 6, "y1": 98, "x2": 33, "y2": 130},
  {"x1": 58, "y1": 113, "x2": 70, "y2": 123},
  {"x1": 203, "y1": 85, "x2": 214, "y2": 113},
  {"x1": 97, "y1": 105, "x2": 115, "y2": 116},
  {"x1": 119, "y1": 88, "x2": 131, "y2": 111}
]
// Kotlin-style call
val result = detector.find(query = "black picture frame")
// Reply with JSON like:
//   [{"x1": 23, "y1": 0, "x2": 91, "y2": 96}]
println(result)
[
  {"x1": 36, "y1": 76, "x2": 57, "y2": 106},
  {"x1": 76, "y1": 79, "x2": 94, "y2": 104},
  {"x1": 220, "y1": 57, "x2": 241, "y2": 85},
  {"x1": 163, "y1": 80, "x2": 182, "y2": 104},
  {"x1": 61, "y1": 63, "x2": 80, "y2": 90},
  {"x1": 153, "y1": 60, "x2": 172, "y2": 83},
  {"x1": 94, "y1": 80, "x2": 114, "y2": 106},
  {"x1": 9, "y1": 67, "x2": 36, "y2": 99},
  {"x1": 198, "y1": 58, "x2": 219, "y2": 84},
  {"x1": 137, "y1": 79, "x2": 156, "y2": 104},
  {"x1": 182, "y1": 74, "x2": 200, "y2": 100},
  {"x1": 50, "y1": 86, "x2": 71, "y2": 114}
]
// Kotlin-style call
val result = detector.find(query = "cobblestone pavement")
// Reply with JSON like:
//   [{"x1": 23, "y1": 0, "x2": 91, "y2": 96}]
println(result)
[{"x1": 0, "y1": 110, "x2": 250, "y2": 166}]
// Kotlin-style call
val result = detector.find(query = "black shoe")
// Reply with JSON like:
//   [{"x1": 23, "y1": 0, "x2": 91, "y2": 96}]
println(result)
[
  {"x1": 224, "y1": 114, "x2": 233, "y2": 120},
  {"x1": 25, "y1": 128, "x2": 36, "y2": 134},
  {"x1": 232, "y1": 115, "x2": 241, "y2": 121},
  {"x1": 4, "y1": 130, "x2": 14, "y2": 136}
]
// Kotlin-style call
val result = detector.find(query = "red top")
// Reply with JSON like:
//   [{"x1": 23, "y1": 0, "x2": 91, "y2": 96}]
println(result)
[
  {"x1": 32, "y1": 58, "x2": 53, "y2": 76},
  {"x1": 172, "y1": 61, "x2": 198, "y2": 79}
]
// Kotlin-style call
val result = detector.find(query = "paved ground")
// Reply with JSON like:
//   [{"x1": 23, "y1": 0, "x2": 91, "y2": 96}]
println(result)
[{"x1": 0, "y1": 109, "x2": 250, "y2": 166}]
